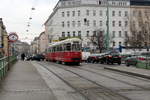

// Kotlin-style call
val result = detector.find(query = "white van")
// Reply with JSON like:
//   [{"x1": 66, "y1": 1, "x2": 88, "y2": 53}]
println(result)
[{"x1": 82, "y1": 52, "x2": 91, "y2": 62}]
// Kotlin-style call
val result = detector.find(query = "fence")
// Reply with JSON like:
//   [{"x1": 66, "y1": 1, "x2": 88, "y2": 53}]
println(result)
[
  {"x1": 0, "y1": 56, "x2": 17, "y2": 80},
  {"x1": 136, "y1": 60, "x2": 150, "y2": 69}
]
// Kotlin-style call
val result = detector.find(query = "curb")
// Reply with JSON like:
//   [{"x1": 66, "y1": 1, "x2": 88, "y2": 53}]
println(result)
[{"x1": 104, "y1": 67, "x2": 150, "y2": 80}]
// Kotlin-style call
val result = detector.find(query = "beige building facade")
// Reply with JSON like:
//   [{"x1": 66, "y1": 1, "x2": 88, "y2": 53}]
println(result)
[
  {"x1": 38, "y1": 32, "x2": 48, "y2": 54},
  {"x1": 0, "y1": 18, "x2": 8, "y2": 57},
  {"x1": 128, "y1": 5, "x2": 150, "y2": 48}
]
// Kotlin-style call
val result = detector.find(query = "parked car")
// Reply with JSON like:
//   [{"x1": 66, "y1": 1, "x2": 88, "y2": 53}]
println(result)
[
  {"x1": 125, "y1": 56, "x2": 138, "y2": 66},
  {"x1": 125, "y1": 52, "x2": 150, "y2": 67},
  {"x1": 99, "y1": 52, "x2": 121, "y2": 65},
  {"x1": 32, "y1": 54, "x2": 45, "y2": 61},
  {"x1": 26, "y1": 56, "x2": 33, "y2": 61},
  {"x1": 87, "y1": 54, "x2": 104, "y2": 63},
  {"x1": 120, "y1": 53, "x2": 132, "y2": 64}
]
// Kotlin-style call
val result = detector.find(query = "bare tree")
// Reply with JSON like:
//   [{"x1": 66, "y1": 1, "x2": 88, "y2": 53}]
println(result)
[
  {"x1": 89, "y1": 29, "x2": 105, "y2": 53},
  {"x1": 125, "y1": 9, "x2": 150, "y2": 51}
]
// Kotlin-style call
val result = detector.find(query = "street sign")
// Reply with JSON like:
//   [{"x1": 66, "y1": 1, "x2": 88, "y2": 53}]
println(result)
[{"x1": 8, "y1": 33, "x2": 18, "y2": 42}]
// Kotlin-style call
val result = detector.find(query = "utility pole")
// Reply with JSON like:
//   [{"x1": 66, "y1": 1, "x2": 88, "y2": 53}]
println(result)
[{"x1": 106, "y1": 0, "x2": 110, "y2": 50}]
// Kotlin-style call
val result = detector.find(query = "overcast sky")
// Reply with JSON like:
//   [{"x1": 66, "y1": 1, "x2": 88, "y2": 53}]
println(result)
[{"x1": 0, "y1": 0, "x2": 58, "y2": 43}]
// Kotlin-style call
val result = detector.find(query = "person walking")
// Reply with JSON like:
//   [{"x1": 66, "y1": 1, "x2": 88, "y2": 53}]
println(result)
[{"x1": 21, "y1": 53, "x2": 25, "y2": 61}]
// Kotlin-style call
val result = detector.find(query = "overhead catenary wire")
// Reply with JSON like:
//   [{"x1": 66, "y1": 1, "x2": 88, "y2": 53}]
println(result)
[{"x1": 22, "y1": 0, "x2": 56, "y2": 43}]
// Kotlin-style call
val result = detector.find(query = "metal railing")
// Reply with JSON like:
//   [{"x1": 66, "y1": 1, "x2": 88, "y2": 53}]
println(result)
[
  {"x1": 0, "y1": 56, "x2": 17, "y2": 80},
  {"x1": 136, "y1": 60, "x2": 150, "y2": 69}
]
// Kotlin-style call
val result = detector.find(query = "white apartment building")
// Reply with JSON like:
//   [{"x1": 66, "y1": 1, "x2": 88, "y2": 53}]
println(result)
[{"x1": 45, "y1": 0, "x2": 130, "y2": 50}]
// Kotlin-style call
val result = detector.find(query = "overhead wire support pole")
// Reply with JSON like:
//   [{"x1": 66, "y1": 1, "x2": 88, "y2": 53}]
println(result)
[{"x1": 106, "y1": 0, "x2": 110, "y2": 50}]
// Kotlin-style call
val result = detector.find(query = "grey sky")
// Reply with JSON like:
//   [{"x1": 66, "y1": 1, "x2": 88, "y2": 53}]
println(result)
[{"x1": 0, "y1": 0, "x2": 58, "y2": 43}]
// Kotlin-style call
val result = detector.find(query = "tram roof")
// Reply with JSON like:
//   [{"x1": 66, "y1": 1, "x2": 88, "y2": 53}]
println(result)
[{"x1": 49, "y1": 38, "x2": 81, "y2": 47}]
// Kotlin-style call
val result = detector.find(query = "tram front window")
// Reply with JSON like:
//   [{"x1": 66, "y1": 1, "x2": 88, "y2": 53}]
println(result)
[{"x1": 66, "y1": 43, "x2": 71, "y2": 51}]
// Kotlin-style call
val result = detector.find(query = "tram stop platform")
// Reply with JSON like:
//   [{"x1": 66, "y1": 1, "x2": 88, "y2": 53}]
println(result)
[
  {"x1": 104, "y1": 66, "x2": 150, "y2": 79},
  {"x1": 0, "y1": 61, "x2": 56, "y2": 100}
]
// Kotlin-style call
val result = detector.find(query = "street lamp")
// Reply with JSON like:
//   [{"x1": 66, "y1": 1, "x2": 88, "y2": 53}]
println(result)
[{"x1": 106, "y1": 0, "x2": 110, "y2": 50}]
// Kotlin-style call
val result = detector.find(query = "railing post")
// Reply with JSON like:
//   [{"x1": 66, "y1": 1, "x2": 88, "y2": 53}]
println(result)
[{"x1": 0, "y1": 60, "x2": 2, "y2": 80}]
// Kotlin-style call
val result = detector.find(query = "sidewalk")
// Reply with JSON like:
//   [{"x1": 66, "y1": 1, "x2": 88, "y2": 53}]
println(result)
[
  {"x1": 104, "y1": 65, "x2": 150, "y2": 79},
  {"x1": 0, "y1": 61, "x2": 56, "y2": 100}
]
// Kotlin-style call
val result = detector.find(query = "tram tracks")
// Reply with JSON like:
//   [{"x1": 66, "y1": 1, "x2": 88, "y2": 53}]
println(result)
[
  {"x1": 37, "y1": 62, "x2": 131, "y2": 100},
  {"x1": 78, "y1": 67, "x2": 150, "y2": 91},
  {"x1": 44, "y1": 62, "x2": 150, "y2": 91}
]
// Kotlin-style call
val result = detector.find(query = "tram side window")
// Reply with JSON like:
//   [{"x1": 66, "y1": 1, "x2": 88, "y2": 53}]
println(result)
[
  {"x1": 77, "y1": 43, "x2": 81, "y2": 51},
  {"x1": 57, "y1": 46, "x2": 59, "y2": 52},
  {"x1": 66, "y1": 43, "x2": 71, "y2": 51},
  {"x1": 49, "y1": 48, "x2": 51, "y2": 52},
  {"x1": 72, "y1": 42, "x2": 81, "y2": 51},
  {"x1": 53, "y1": 47, "x2": 56, "y2": 52},
  {"x1": 72, "y1": 44, "x2": 76, "y2": 51},
  {"x1": 48, "y1": 48, "x2": 51, "y2": 52},
  {"x1": 60, "y1": 45, "x2": 62, "y2": 51}
]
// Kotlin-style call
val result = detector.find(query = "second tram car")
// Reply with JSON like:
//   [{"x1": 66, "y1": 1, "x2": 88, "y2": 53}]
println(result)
[{"x1": 45, "y1": 38, "x2": 82, "y2": 65}]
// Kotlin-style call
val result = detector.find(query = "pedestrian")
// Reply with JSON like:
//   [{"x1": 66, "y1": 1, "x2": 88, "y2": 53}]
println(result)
[{"x1": 21, "y1": 53, "x2": 25, "y2": 61}]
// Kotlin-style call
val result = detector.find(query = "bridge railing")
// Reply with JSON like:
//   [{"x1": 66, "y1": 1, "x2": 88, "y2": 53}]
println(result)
[{"x1": 0, "y1": 56, "x2": 17, "y2": 80}]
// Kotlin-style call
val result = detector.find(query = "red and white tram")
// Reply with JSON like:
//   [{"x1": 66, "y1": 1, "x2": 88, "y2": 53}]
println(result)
[{"x1": 45, "y1": 38, "x2": 82, "y2": 65}]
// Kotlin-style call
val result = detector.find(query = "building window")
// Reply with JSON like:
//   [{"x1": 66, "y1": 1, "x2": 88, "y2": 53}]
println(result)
[
  {"x1": 125, "y1": 42, "x2": 127, "y2": 47},
  {"x1": 62, "y1": 12, "x2": 65, "y2": 17},
  {"x1": 100, "y1": 21, "x2": 102, "y2": 26},
  {"x1": 113, "y1": 41, "x2": 116, "y2": 46},
  {"x1": 78, "y1": 21, "x2": 81, "y2": 27},
  {"x1": 62, "y1": 2, "x2": 66, "y2": 6},
  {"x1": 119, "y1": 42, "x2": 122, "y2": 45},
  {"x1": 138, "y1": 11, "x2": 142, "y2": 17},
  {"x1": 78, "y1": 10, "x2": 81, "y2": 16},
  {"x1": 86, "y1": 10, "x2": 90, "y2": 16},
  {"x1": 73, "y1": 31, "x2": 76, "y2": 37},
  {"x1": 72, "y1": 11, "x2": 75, "y2": 17},
  {"x1": 99, "y1": 0, "x2": 101, "y2": 5},
  {"x1": 145, "y1": 10, "x2": 148, "y2": 16},
  {"x1": 133, "y1": 21, "x2": 135, "y2": 27},
  {"x1": 119, "y1": 11, "x2": 121, "y2": 16},
  {"x1": 100, "y1": 10, "x2": 103, "y2": 16},
  {"x1": 62, "y1": 32, "x2": 65, "y2": 37},
  {"x1": 119, "y1": 21, "x2": 121, "y2": 27},
  {"x1": 119, "y1": 31, "x2": 122, "y2": 37},
  {"x1": 67, "y1": 32, "x2": 70, "y2": 37},
  {"x1": 93, "y1": 20, "x2": 96, "y2": 26},
  {"x1": 67, "y1": 11, "x2": 70, "y2": 17},
  {"x1": 72, "y1": 21, "x2": 75, "y2": 27},
  {"x1": 125, "y1": 21, "x2": 128, "y2": 27},
  {"x1": 78, "y1": 31, "x2": 81, "y2": 37},
  {"x1": 112, "y1": 21, "x2": 115, "y2": 27},
  {"x1": 93, "y1": 10, "x2": 96, "y2": 16},
  {"x1": 133, "y1": 11, "x2": 136, "y2": 16},
  {"x1": 93, "y1": 31, "x2": 97, "y2": 36},
  {"x1": 87, "y1": 20, "x2": 90, "y2": 26},
  {"x1": 125, "y1": 31, "x2": 128, "y2": 37},
  {"x1": 67, "y1": 21, "x2": 70, "y2": 27},
  {"x1": 112, "y1": 31, "x2": 115, "y2": 38},
  {"x1": 125, "y1": 11, "x2": 128, "y2": 17},
  {"x1": 112, "y1": 11, "x2": 115, "y2": 16},
  {"x1": 62, "y1": 21, "x2": 65, "y2": 27},
  {"x1": 87, "y1": 31, "x2": 89, "y2": 37}
]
